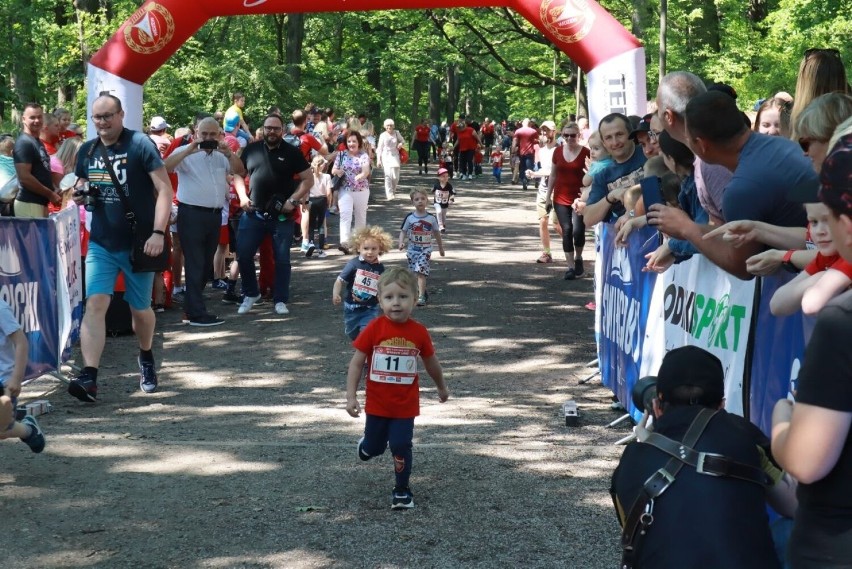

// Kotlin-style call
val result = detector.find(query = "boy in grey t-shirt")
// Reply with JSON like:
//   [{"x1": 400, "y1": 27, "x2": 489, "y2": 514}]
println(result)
[{"x1": 0, "y1": 300, "x2": 45, "y2": 453}]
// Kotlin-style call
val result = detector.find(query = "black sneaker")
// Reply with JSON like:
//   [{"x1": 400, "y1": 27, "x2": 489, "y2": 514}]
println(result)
[
  {"x1": 138, "y1": 357, "x2": 158, "y2": 394},
  {"x1": 391, "y1": 487, "x2": 414, "y2": 510},
  {"x1": 222, "y1": 292, "x2": 242, "y2": 305},
  {"x1": 574, "y1": 258, "x2": 585, "y2": 278},
  {"x1": 21, "y1": 415, "x2": 46, "y2": 453},
  {"x1": 68, "y1": 372, "x2": 98, "y2": 402},
  {"x1": 189, "y1": 314, "x2": 225, "y2": 327},
  {"x1": 563, "y1": 268, "x2": 577, "y2": 281},
  {"x1": 357, "y1": 436, "x2": 372, "y2": 461},
  {"x1": 305, "y1": 243, "x2": 316, "y2": 258}
]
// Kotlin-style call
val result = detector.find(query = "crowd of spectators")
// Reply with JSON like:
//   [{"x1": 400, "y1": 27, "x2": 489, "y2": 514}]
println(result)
[{"x1": 1, "y1": 46, "x2": 851, "y2": 566}]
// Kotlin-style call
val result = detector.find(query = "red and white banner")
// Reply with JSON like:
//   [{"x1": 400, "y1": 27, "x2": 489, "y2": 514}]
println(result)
[{"x1": 88, "y1": 0, "x2": 646, "y2": 132}]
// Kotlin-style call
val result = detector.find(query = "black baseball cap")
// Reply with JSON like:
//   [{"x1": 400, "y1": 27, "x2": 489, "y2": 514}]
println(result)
[
  {"x1": 707, "y1": 82, "x2": 738, "y2": 100},
  {"x1": 818, "y1": 133, "x2": 852, "y2": 215},
  {"x1": 628, "y1": 113, "x2": 654, "y2": 141},
  {"x1": 656, "y1": 346, "x2": 725, "y2": 407}
]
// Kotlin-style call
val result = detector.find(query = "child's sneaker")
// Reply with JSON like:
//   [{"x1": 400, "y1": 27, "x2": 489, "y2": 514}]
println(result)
[
  {"x1": 357, "y1": 436, "x2": 372, "y2": 461},
  {"x1": 316, "y1": 250, "x2": 327, "y2": 259},
  {"x1": 391, "y1": 487, "x2": 414, "y2": 510},
  {"x1": 536, "y1": 252, "x2": 553, "y2": 264},
  {"x1": 21, "y1": 415, "x2": 46, "y2": 453},
  {"x1": 416, "y1": 296, "x2": 427, "y2": 307}
]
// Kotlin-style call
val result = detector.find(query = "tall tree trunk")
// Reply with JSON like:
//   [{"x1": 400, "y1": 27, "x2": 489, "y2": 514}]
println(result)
[
  {"x1": 361, "y1": 20, "x2": 381, "y2": 120},
  {"x1": 286, "y1": 14, "x2": 304, "y2": 84},
  {"x1": 575, "y1": 64, "x2": 588, "y2": 120},
  {"x1": 11, "y1": 0, "x2": 39, "y2": 112},
  {"x1": 445, "y1": 65, "x2": 458, "y2": 121},
  {"x1": 659, "y1": 0, "x2": 667, "y2": 82},
  {"x1": 410, "y1": 75, "x2": 423, "y2": 134},
  {"x1": 428, "y1": 78, "x2": 441, "y2": 125}
]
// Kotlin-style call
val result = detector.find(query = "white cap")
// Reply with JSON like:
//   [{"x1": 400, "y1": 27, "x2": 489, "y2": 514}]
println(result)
[{"x1": 149, "y1": 116, "x2": 170, "y2": 131}]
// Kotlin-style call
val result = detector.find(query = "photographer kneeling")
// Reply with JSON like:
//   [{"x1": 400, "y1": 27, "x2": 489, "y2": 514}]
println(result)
[{"x1": 611, "y1": 346, "x2": 785, "y2": 569}]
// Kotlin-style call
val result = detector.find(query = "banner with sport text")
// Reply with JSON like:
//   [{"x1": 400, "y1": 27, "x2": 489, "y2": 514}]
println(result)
[
  {"x1": 595, "y1": 224, "x2": 660, "y2": 420},
  {"x1": 0, "y1": 208, "x2": 82, "y2": 379},
  {"x1": 639, "y1": 254, "x2": 756, "y2": 417}
]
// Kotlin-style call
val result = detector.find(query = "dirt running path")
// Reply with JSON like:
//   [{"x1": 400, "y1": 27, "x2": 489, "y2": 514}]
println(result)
[{"x1": 4, "y1": 166, "x2": 630, "y2": 568}]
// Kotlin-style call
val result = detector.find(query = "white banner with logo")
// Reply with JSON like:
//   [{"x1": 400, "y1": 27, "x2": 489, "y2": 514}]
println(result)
[{"x1": 639, "y1": 254, "x2": 756, "y2": 416}]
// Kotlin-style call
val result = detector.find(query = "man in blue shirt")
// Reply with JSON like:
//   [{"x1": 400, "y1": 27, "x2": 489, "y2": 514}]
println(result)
[
  {"x1": 583, "y1": 113, "x2": 647, "y2": 226},
  {"x1": 647, "y1": 91, "x2": 814, "y2": 280}
]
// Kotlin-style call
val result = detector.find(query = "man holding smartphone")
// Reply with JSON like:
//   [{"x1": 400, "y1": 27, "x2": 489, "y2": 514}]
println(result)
[{"x1": 164, "y1": 117, "x2": 246, "y2": 326}]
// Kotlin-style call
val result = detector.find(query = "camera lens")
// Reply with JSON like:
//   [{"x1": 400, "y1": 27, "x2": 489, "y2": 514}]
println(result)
[{"x1": 631, "y1": 376, "x2": 658, "y2": 413}]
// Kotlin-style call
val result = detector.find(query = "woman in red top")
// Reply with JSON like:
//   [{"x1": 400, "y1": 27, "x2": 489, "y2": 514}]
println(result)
[
  {"x1": 413, "y1": 118, "x2": 432, "y2": 175},
  {"x1": 545, "y1": 122, "x2": 590, "y2": 280},
  {"x1": 454, "y1": 120, "x2": 481, "y2": 180}
]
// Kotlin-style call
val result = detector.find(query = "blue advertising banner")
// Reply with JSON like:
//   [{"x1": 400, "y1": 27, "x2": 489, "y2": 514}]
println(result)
[
  {"x1": 595, "y1": 223, "x2": 659, "y2": 419},
  {"x1": 0, "y1": 218, "x2": 59, "y2": 379},
  {"x1": 749, "y1": 274, "x2": 813, "y2": 436}
]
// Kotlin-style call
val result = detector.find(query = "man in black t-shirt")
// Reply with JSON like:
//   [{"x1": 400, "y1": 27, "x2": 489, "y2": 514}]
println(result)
[
  {"x1": 772, "y1": 134, "x2": 852, "y2": 568},
  {"x1": 233, "y1": 113, "x2": 312, "y2": 317},
  {"x1": 12, "y1": 103, "x2": 60, "y2": 218},
  {"x1": 612, "y1": 346, "x2": 780, "y2": 569}
]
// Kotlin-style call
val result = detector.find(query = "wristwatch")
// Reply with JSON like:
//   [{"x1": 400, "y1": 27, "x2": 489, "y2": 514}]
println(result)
[
  {"x1": 288, "y1": 198, "x2": 300, "y2": 206},
  {"x1": 781, "y1": 249, "x2": 799, "y2": 273}
]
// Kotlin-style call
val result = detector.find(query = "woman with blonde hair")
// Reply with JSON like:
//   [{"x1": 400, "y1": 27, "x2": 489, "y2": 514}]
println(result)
[
  {"x1": 376, "y1": 118, "x2": 405, "y2": 200},
  {"x1": 790, "y1": 48, "x2": 849, "y2": 140},
  {"x1": 795, "y1": 92, "x2": 852, "y2": 172}
]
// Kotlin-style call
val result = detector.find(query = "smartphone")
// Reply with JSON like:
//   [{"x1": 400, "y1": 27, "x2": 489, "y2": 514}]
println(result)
[
  {"x1": 641, "y1": 176, "x2": 664, "y2": 210},
  {"x1": 199, "y1": 140, "x2": 218, "y2": 150}
]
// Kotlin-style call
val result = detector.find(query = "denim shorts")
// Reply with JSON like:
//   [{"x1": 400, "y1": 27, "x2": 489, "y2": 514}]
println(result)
[
  {"x1": 344, "y1": 303, "x2": 380, "y2": 340},
  {"x1": 86, "y1": 242, "x2": 155, "y2": 310}
]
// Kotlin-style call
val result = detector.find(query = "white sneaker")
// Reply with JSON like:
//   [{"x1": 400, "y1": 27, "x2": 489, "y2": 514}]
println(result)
[
  {"x1": 237, "y1": 294, "x2": 261, "y2": 314},
  {"x1": 274, "y1": 302, "x2": 289, "y2": 315}
]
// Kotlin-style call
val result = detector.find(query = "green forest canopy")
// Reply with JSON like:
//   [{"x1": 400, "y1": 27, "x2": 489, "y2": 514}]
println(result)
[{"x1": 0, "y1": 0, "x2": 848, "y2": 134}]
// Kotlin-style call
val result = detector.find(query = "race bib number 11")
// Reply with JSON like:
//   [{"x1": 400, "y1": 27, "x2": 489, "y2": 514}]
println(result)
[{"x1": 370, "y1": 345, "x2": 419, "y2": 385}]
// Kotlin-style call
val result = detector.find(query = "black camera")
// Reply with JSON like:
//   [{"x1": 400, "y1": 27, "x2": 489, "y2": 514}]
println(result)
[
  {"x1": 73, "y1": 182, "x2": 98, "y2": 212},
  {"x1": 632, "y1": 376, "x2": 658, "y2": 413},
  {"x1": 199, "y1": 139, "x2": 218, "y2": 150}
]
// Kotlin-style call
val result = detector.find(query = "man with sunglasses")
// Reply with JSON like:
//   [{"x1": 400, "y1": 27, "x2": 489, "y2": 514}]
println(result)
[
  {"x1": 232, "y1": 113, "x2": 312, "y2": 317},
  {"x1": 67, "y1": 94, "x2": 173, "y2": 401},
  {"x1": 629, "y1": 114, "x2": 661, "y2": 159}
]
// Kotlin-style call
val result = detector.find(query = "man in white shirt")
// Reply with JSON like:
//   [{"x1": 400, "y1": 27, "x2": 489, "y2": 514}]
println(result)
[{"x1": 164, "y1": 117, "x2": 245, "y2": 326}]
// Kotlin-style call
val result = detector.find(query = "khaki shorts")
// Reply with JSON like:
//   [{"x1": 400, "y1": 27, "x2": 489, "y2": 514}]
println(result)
[
  {"x1": 14, "y1": 200, "x2": 48, "y2": 218},
  {"x1": 536, "y1": 196, "x2": 558, "y2": 223}
]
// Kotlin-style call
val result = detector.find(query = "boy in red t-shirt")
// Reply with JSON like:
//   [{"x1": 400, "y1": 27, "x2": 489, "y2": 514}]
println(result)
[
  {"x1": 770, "y1": 202, "x2": 852, "y2": 316},
  {"x1": 345, "y1": 267, "x2": 449, "y2": 509}
]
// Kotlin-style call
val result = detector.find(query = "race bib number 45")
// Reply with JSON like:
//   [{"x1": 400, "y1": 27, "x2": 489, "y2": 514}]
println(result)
[
  {"x1": 370, "y1": 345, "x2": 420, "y2": 384},
  {"x1": 352, "y1": 268, "x2": 380, "y2": 297}
]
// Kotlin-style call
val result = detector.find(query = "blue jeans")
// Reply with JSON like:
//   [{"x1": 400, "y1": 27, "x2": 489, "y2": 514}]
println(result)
[
  {"x1": 361, "y1": 414, "x2": 415, "y2": 489},
  {"x1": 344, "y1": 303, "x2": 380, "y2": 340},
  {"x1": 236, "y1": 212, "x2": 295, "y2": 303},
  {"x1": 519, "y1": 154, "x2": 535, "y2": 186}
]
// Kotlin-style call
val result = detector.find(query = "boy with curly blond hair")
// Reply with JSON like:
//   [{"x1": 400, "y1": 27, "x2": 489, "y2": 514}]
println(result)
[{"x1": 333, "y1": 225, "x2": 394, "y2": 339}]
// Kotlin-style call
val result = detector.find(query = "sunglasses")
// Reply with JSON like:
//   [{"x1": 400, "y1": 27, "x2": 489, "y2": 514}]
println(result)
[
  {"x1": 804, "y1": 48, "x2": 841, "y2": 58},
  {"x1": 798, "y1": 137, "x2": 826, "y2": 153},
  {"x1": 562, "y1": 133, "x2": 578, "y2": 138}
]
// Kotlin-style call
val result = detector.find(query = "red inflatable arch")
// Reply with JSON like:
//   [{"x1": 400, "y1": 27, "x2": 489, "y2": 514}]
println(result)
[{"x1": 87, "y1": 0, "x2": 646, "y2": 132}]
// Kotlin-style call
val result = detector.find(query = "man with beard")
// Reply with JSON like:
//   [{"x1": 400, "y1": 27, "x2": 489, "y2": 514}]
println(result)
[{"x1": 233, "y1": 113, "x2": 312, "y2": 317}]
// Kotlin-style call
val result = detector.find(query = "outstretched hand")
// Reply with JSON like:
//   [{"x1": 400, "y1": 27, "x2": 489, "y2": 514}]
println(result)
[{"x1": 704, "y1": 220, "x2": 759, "y2": 248}]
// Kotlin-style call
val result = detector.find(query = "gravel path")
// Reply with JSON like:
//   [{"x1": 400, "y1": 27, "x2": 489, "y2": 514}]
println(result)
[{"x1": 5, "y1": 165, "x2": 631, "y2": 568}]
